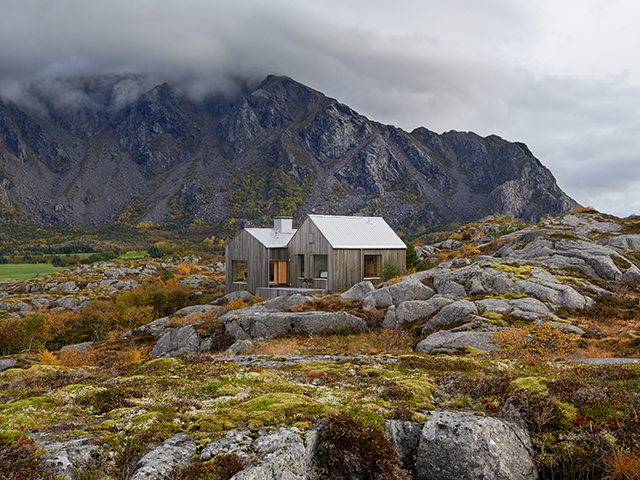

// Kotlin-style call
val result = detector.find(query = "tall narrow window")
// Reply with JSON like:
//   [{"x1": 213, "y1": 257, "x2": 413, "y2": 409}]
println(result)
[
  {"x1": 298, "y1": 255, "x2": 305, "y2": 277},
  {"x1": 364, "y1": 255, "x2": 381, "y2": 278},
  {"x1": 232, "y1": 260, "x2": 248, "y2": 283},
  {"x1": 314, "y1": 255, "x2": 328, "y2": 279}
]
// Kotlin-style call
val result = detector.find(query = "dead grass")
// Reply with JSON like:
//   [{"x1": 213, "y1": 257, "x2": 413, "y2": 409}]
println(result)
[
  {"x1": 603, "y1": 446, "x2": 640, "y2": 480},
  {"x1": 244, "y1": 330, "x2": 414, "y2": 356}
]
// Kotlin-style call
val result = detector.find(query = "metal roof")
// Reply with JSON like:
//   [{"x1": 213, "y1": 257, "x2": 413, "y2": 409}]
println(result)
[
  {"x1": 246, "y1": 228, "x2": 297, "y2": 248},
  {"x1": 308, "y1": 215, "x2": 406, "y2": 249}
]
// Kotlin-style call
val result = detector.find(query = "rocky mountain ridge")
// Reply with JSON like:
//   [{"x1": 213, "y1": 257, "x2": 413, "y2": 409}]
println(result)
[{"x1": 0, "y1": 74, "x2": 578, "y2": 233}]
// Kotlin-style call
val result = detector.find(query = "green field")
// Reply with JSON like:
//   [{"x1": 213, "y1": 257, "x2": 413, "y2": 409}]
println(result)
[
  {"x1": 0, "y1": 264, "x2": 65, "y2": 281},
  {"x1": 0, "y1": 251, "x2": 148, "y2": 282},
  {"x1": 120, "y1": 250, "x2": 148, "y2": 259}
]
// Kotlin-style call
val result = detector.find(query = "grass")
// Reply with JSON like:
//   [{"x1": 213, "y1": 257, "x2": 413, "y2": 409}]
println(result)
[
  {"x1": 0, "y1": 251, "x2": 147, "y2": 281},
  {"x1": 0, "y1": 264, "x2": 65, "y2": 281}
]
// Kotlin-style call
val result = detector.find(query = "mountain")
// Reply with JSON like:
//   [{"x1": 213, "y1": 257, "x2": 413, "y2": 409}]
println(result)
[{"x1": 0, "y1": 74, "x2": 578, "y2": 233}]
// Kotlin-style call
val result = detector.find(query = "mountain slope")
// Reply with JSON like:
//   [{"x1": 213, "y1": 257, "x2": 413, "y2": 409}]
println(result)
[{"x1": 0, "y1": 75, "x2": 579, "y2": 232}]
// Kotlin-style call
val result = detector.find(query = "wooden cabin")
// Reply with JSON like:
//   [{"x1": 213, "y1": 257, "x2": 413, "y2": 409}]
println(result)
[{"x1": 225, "y1": 215, "x2": 406, "y2": 296}]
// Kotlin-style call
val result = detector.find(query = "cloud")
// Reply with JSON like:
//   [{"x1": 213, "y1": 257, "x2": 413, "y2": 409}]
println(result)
[{"x1": 0, "y1": 0, "x2": 639, "y2": 217}]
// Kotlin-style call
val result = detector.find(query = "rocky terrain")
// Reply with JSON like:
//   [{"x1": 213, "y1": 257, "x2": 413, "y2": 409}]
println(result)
[
  {"x1": 0, "y1": 74, "x2": 577, "y2": 233},
  {"x1": 1, "y1": 210, "x2": 640, "y2": 479}
]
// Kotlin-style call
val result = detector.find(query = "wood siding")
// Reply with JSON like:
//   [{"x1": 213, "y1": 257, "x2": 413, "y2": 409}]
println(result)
[
  {"x1": 288, "y1": 218, "x2": 332, "y2": 291},
  {"x1": 288, "y1": 218, "x2": 406, "y2": 293},
  {"x1": 227, "y1": 218, "x2": 406, "y2": 295},
  {"x1": 225, "y1": 230, "x2": 268, "y2": 294}
]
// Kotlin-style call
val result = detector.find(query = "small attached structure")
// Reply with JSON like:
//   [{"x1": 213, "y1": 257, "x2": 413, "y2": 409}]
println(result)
[
  {"x1": 225, "y1": 215, "x2": 406, "y2": 296},
  {"x1": 225, "y1": 217, "x2": 296, "y2": 296}
]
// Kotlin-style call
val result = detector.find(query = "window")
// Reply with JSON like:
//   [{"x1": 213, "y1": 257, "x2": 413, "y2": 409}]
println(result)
[
  {"x1": 364, "y1": 255, "x2": 381, "y2": 278},
  {"x1": 314, "y1": 255, "x2": 328, "y2": 279},
  {"x1": 298, "y1": 255, "x2": 305, "y2": 277},
  {"x1": 232, "y1": 260, "x2": 248, "y2": 283},
  {"x1": 269, "y1": 261, "x2": 287, "y2": 285}
]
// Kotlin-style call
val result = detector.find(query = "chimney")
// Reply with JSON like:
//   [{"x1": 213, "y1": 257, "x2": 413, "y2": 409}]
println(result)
[{"x1": 274, "y1": 216, "x2": 293, "y2": 234}]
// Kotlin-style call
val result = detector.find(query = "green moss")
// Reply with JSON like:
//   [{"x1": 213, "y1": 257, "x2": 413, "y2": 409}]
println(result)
[
  {"x1": 509, "y1": 377, "x2": 549, "y2": 396},
  {"x1": 188, "y1": 413, "x2": 235, "y2": 433},
  {"x1": 490, "y1": 264, "x2": 533, "y2": 275},
  {"x1": 396, "y1": 377, "x2": 436, "y2": 409},
  {"x1": 481, "y1": 312, "x2": 510, "y2": 327},
  {"x1": 0, "y1": 430, "x2": 24, "y2": 442},
  {"x1": 226, "y1": 392, "x2": 329, "y2": 427},
  {"x1": 556, "y1": 401, "x2": 578, "y2": 429}
]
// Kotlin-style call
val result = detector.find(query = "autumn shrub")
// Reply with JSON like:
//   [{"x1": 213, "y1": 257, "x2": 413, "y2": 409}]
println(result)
[
  {"x1": 0, "y1": 435, "x2": 54, "y2": 480},
  {"x1": 38, "y1": 349, "x2": 60, "y2": 365},
  {"x1": 603, "y1": 446, "x2": 640, "y2": 480},
  {"x1": 313, "y1": 412, "x2": 407, "y2": 480},
  {"x1": 489, "y1": 323, "x2": 574, "y2": 361},
  {"x1": 175, "y1": 453, "x2": 247, "y2": 480}
]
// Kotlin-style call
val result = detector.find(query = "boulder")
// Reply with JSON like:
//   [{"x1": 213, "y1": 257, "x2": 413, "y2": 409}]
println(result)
[
  {"x1": 52, "y1": 297, "x2": 80, "y2": 310},
  {"x1": 339, "y1": 281, "x2": 375, "y2": 301},
  {"x1": 0, "y1": 358, "x2": 17, "y2": 372},
  {"x1": 151, "y1": 324, "x2": 213, "y2": 358},
  {"x1": 514, "y1": 279, "x2": 593, "y2": 310},
  {"x1": 259, "y1": 293, "x2": 315, "y2": 311},
  {"x1": 362, "y1": 288, "x2": 394, "y2": 309},
  {"x1": 40, "y1": 436, "x2": 102, "y2": 480},
  {"x1": 415, "y1": 319, "x2": 505, "y2": 354},
  {"x1": 235, "y1": 428, "x2": 307, "y2": 480},
  {"x1": 60, "y1": 342, "x2": 93, "y2": 353},
  {"x1": 130, "y1": 432, "x2": 196, "y2": 480},
  {"x1": 31, "y1": 298, "x2": 51, "y2": 308},
  {"x1": 415, "y1": 411, "x2": 538, "y2": 480},
  {"x1": 215, "y1": 290, "x2": 254, "y2": 305},
  {"x1": 52, "y1": 282, "x2": 78, "y2": 292},
  {"x1": 385, "y1": 420, "x2": 423, "y2": 463},
  {"x1": 602, "y1": 234, "x2": 640, "y2": 251},
  {"x1": 224, "y1": 339, "x2": 255, "y2": 355},
  {"x1": 199, "y1": 430, "x2": 254, "y2": 462},
  {"x1": 220, "y1": 310, "x2": 368, "y2": 340},
  {"x1": 422, "y1": 300, "x2": 478, "y2": 331},
  {"x1": 388, "y1": 280, "x2": 435, "y2": 305},
  {"x1": 391, "y1": 296, "x2": 455, "y2": 328},
  {"x1": 125, "y1": 316, "x2": 172, "y2": 338},
  {"x1": 623, "y1": 265, "x2": 640, "y2": 283}
]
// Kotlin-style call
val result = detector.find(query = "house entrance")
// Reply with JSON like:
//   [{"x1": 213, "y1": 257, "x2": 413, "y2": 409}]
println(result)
[{"x1": 269, "y1": 261, "x2": 288, "y2": 285}]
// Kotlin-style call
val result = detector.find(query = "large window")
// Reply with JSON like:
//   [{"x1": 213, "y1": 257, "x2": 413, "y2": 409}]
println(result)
[
  {"x1": 364, "y1": 255, "x2": 381, "y2": 278},
  {"x1": 314, "y1": 255, "x2": 328, "y2": 279},
  {"x1": 232, "y1": 260, "x2": 248, "y2": 283}
]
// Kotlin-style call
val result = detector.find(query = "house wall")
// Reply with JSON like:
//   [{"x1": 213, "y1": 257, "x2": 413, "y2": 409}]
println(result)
[
  {"x1": 225, "y1": 230, "x2": 267, "y2": 294},
  {"x1": 288, "y1": 218, "x2": 332, "y2": 292},
  {"x1": 331, "y1": 248, "x2": 406, "y2": 293}
]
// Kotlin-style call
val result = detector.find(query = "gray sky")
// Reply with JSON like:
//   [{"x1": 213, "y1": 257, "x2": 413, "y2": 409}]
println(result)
[{"x1": 1, "y1": 0, "x2": 639, "y2": 217}]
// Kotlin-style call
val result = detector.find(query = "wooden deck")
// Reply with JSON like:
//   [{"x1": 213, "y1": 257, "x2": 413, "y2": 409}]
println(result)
[{"x1": 256, "y1": 286, "x2": 326, "y2": 298}]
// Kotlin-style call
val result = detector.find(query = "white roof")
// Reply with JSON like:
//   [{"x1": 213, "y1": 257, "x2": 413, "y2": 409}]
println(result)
[
  {"x1": 309, "y1": 215, "x2": 406, "y2": 249},
  {"x1": 246, "y1": 228, "x2": 297, "y2": 248}
]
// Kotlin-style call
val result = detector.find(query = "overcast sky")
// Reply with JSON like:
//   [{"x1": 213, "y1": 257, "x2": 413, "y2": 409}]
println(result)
[{"x1": 1, "y1": 0, "x2": 639, "y2": 217}]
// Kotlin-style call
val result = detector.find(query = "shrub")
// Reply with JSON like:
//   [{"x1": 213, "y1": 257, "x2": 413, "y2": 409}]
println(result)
[
  {"x1": 313, "y1": 412, "x2": 406, "y2": 480},
  {"x1": 489, "y1": 323, "x2": 574, "y2": 361},
  {"x1": 0, "y1": 435, "x2": 54, "y2": 479},
  {"x1": 380, "y1": 262, "x2": 401, "y2": 281},
  {"x1": 175, "y1": 453, "x2": 247, "y2": 480}
]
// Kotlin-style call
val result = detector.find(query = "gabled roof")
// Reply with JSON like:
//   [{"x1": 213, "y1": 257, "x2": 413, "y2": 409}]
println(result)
[
  {"x1": 308, "y1": 215, "x2": 406, "y2": 249},
  {"x1": 245, "y1": 228, "x2": 297, "y2": 248}
]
